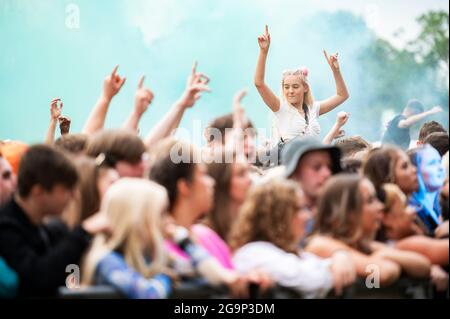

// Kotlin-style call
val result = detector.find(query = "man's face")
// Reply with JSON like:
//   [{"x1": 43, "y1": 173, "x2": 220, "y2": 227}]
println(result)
[
  {"x1": 41, "y1": 184, "x2": 75, "y2": 217},
  {"x1": 292, "y1": 151, "x2": 333, "y2": 204},
  {"x1": 0, "y1": 157, "x2": 16, "y2": 205}
]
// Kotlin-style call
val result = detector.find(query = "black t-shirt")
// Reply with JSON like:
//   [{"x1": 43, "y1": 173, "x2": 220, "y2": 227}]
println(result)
[
  {"x1": 0, "y1": 198, "x2": 91, "y2": 298},
  {"x1": 382, "y1": 114, "x2": 410, "y2": 150}
]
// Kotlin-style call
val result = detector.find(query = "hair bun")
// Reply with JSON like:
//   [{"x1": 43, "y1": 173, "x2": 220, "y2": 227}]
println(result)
[{"x1": 300, "y1": 67, "x2": 309, "y2": 77}]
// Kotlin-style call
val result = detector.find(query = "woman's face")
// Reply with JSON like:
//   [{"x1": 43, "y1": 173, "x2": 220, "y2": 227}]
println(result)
[
  {"x1": 394, "y1": 151, "x2": 418, "y2": 195},
  {"x1": 418, "y1": 146, "x2": 446, "y2": 191},
  {"x1": 291, "y1": 190, "x2": 312, "y2": 244},
  {"x1": 360, "y1": 179, "x2": 384, "y2": 237},
  {"x1": 97, "y1": 168, "x2": 120, "y2": 200},
  {"x1": 230, "y1": 159, "x2": 252, "y2": 205},
  {"x1": 283, "y1": 75, "x2": 307, "y2": 106},
  {"x1": 383, "y1": 197, "x2": 417, "y2": 240}
]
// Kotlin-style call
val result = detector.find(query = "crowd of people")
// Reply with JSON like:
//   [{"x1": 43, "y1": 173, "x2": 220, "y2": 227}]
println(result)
[{"x1": 0, "y1": 25, "x2": 448, "y2": 299}]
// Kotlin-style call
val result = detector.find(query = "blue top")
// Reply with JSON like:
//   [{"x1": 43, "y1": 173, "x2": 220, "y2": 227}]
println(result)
[
  {"x1": 95, "y1": 251, "x2": 172, "y2": 299},
  {"x1": 409, "y1": 194, "x2": 441, "y2": 234},
  {"x1": 0, "y1": 256, "x2": 18, "y2": 299}
]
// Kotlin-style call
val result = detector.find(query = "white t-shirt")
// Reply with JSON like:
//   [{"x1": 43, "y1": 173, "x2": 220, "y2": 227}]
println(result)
[
  {"x1": 233, "y1": 241, "x2": 333, "y2": 298},
  {"x1": 272, "y1": 101, "x2": 321, "y2": 144}
]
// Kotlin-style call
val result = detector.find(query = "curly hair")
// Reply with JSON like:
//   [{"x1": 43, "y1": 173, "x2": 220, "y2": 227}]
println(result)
[{"x1": 229, "y1": 179, "x2": 300, "y2": 254}]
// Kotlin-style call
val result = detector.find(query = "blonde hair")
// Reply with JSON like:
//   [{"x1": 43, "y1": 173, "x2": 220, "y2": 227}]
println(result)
[
  {"x1": 280, "y1": 69, "x2": 315, "y2": 108},
  {"x1": 272, "y1": 69, "x2": 315, "y2": 141},
  {"x1": 382, "y1": 183, "x2": 407, "y2": 214},
  {"x1": 229, "y1": 179, "x2": 301, "y2": 253},
  {"x1": 82, "y1": 178, "x2": 170, "y2": 285}
]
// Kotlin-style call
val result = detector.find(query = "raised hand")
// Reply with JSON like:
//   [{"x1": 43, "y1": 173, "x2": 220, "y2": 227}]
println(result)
[
  {"x1": 134, "y1": 76, "x2": 154, "y2": 115},
  {"x1": 50, "y1": 98, "x2": 63, "y2": 120},
  {"x1": 58, "y1": 116, "x2": 71, "y2": 135},
  {"x1": 178, "y1": 61, "x2": 211, "y2": 109},
  {"x1": 258, "y1": 25, "x2": 271, "y2": 52},
  {"x1": 103, "y1": 65, "x2": 126, "y2": 101},
  {"x1": 232, "y1": 88, "x2": 248, "y2": 129},
  {"x1": 334, "y1": 112, "x2": 349, "y2": 139},
  {"x1": 323, "y1": 111, "x2": 349, "y2": 144},
  {"x1": 324, "y1": 50, "x2": 340, "y2": 71},
  {"x1": 430, "y1": 106, "x2": 443, "y2": 114},
  {"x1": 336, "y1": 111, "x2": 349, "y2": 127}
]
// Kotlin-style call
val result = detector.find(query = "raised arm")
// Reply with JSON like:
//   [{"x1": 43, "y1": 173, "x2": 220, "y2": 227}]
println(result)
[
  {"x1": 398, "y1": 106, "x2": 443, "y2": 128},
  {"x1": 123, "y1": 76, "x2": 153, "y2": 132},
  {"x1": 45, "y1": 98, "x2": 62, "y2": 145},
  {"x1": 323, "y1": 111, "x2": 349, "y2": 144},
  {"x1": 144, "y1": 62, "x2": 210, "y2": 149},
  {"x1": 319, "y1": 51, "x2": 350, "y2": 116},
  {"x1": 82, "y1": 65, "x2": 126, "y2": 134},
  {"x1": 254, "y1": 25, "x2": 280, "y2": 112},
  {"x1": 223, "y1": 89, "x2": 248, "y2": 155}
]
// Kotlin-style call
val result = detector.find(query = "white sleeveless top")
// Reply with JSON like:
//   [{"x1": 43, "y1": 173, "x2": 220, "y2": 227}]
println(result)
[{"x1": 272, "y1": 101, "x2": 321, "y2": 144}]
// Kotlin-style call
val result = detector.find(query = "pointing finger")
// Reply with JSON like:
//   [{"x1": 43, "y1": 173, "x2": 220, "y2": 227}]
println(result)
[
  {"x1": 323, "y1": 50, "x2": 329, "y2": 61},
  {"x1": 192, "y1": 61, "x2": 198, "y2": 76},
  {"x1": 111, "y1": 65, "x2": 119, "y2": 76},
  {"x1": 138, "y1": 76, "x2": 145, "y2": 89}
]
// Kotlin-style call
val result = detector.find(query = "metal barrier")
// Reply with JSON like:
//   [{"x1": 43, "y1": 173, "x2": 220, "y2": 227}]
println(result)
[{"x1": 58, "y1": 275, "x2": 447, "y2": 299}]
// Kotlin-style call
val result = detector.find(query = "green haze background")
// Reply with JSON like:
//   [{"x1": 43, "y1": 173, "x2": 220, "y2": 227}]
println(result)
[{"x1": 0, "y1": 0, "x2": 448, "y2": 145}]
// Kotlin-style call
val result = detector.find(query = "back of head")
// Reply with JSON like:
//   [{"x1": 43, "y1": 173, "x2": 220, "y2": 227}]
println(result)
[
  {"x1": 86, "y1": 129, "x2": 146, "y2": 166},
  {"x1": 83, "y1": 178, "x2": 169, "y2": 284},
  {"x1": 17, "y1": 144, "x2": 78, "y2": 198},
  {"x1": 404, "y1": 99, "x2": 424, "y2": 116},
  {"x1": 423, "y1": 132, "x2": 449, "y2": 157},
  {"x1": 341, "y1": 158, "x2": 363, "y2": 174},
  {"x1": 101, "y1": 178, "x2": 168, "y2": 241},
  {"x1": 149, "y1": 138, "x2": 197, "y2": 211},
  {"x1": 205, "y1": 114, "x2": 234, "y2": 144},
  {"x1": 315, "y1": 174, "x2": 364, "y2": 248},
  {"x1": 55, "y1": 134, "x2": 89, "y2": 155},
  {"x1": 335, "y1": 136, "x2": 370, "y2": 158},
  {"x1": 418, "y1": 121, "x2": 447, "y2": 143},
  {"x1": 205, "y1": 113, "x2": 255, "y2": 144},
  {"x1": 229, "y1": 179, "x2": 299, "y2": 253}
]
